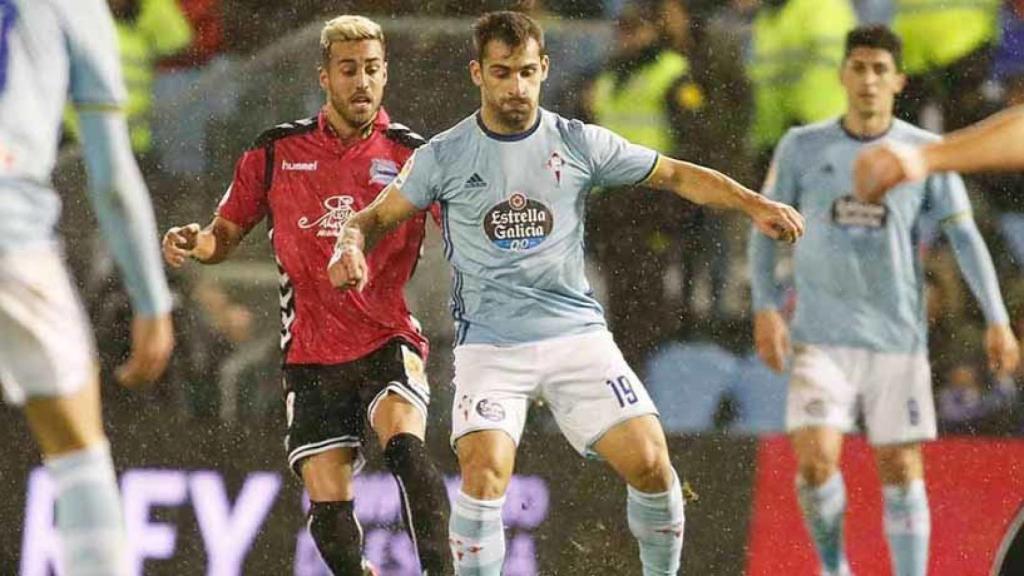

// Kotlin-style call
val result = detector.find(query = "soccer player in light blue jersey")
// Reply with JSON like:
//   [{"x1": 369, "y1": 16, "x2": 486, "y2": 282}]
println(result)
[
  {"x1": 328, "y1": 11, "x2": 804, "y2": 575},
  {"x1": 0, "y1": 1, "x2": 174, "y2": 575},
  {"x1": 749, "y1": 25, "x2": 1020, "y2": 576}
]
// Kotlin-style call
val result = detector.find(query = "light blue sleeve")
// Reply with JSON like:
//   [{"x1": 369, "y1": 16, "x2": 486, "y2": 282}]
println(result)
[
  {"x1": 78, "y1": 111, "x2": 172, "y2": 316},
  {"x1": 924, "y1": 171, "x2": 973, "y2": 223},
  {"x1": 393, "y1": 142, "x2": 440, "y2": 210},
  {"x1": 57, "y1": 0, "x2": 126, "y2": 107},
  {"x1": 581, "y1": 124, "x2": 659, "y2": 188},
  {"x1": 748, "y1": 132, "x2": 799, "y2": 312},
  {"x1": 943, "y1": 216, "x2": 1010, "y2": 326}
]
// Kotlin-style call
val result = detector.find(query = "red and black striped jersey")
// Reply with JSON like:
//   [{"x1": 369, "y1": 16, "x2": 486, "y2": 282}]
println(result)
[{"x1": 217, "y1": 107, "x2": 430, "y2": 365}]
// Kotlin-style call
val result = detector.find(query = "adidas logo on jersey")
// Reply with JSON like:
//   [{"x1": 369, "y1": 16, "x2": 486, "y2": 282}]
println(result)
[{"x1": 464, "y1": 173, "x2": 487, "y2": 189}]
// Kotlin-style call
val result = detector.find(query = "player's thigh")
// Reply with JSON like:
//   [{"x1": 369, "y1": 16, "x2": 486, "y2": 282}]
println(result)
[
  {"x1": 593, "y1": 414, "x2": 674, "y2": 492},
  {"x1": 873, "y1": 442, "x2": 924, "y2": 485},
  {"x1": 0, "y1": 246, "x2": 95, "y2": 408},
  {"x1": 861, "y1": 351, "x2": 936, "y2": 447},
  {"x1": 283, "y1": 365, "x2": 364, "y2": 481},
  {"x1": 540, "y1": 331, "x2": 658, "y2": 458},
  {"x1": 24, "y1": 374, "x2": 106, "y2": 457},
  {"x1": 300, "y1": 447, "x2": 359, "y2": 502},
  {"x1": 786, "y1": 345, "x2": 858, "y2": 436},
  {"x1": 450, "y1": 342, "x2": 535, "y2": 454},
  {"x1": 364, "y1": 340, "x2": 430, "y2": 447}
]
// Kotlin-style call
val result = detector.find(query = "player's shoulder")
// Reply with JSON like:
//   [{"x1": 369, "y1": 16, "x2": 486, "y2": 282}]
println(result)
[
  {"x1": 888, "y1": 119, "x2": 942, "y2": 146},
  {"x1": 251, "y1": 116, "x2": 319, "y2": 149},
  {"x1": 418, "y1": 113, "x2": 478, "y2": 162},
  {"x1": 382, "y1": 121, "x2": 427, "y2": 150},
  {"x1": 776, "y1": 119, "x2": 843, "y2": 157}
]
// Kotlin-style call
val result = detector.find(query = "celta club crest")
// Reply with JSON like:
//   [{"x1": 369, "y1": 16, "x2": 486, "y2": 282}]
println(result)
[
  {"x1": 546, "y1": 151, "x2": 564, "y2": 185},
  {"x1": 297, "y1": 195, "x2": 356, "y2": 237}
]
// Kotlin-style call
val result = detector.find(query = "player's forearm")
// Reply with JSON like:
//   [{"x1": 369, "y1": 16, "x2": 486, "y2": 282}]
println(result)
[
  {"x1": 945, "y1": 217, "x2": 1010, "y2": 326},
  {"x1": 923, "y1": 105, "x2": 1024, "y2": 174},
  {"x1": 659, "y1": 159, "x2": 762, "y2": 211},
  {"x1": 748, "y1": 229, "x2": 781, "y2": 311},
  {"x1": 79, "y1": 111, "x2": 172, "y2": 316}
]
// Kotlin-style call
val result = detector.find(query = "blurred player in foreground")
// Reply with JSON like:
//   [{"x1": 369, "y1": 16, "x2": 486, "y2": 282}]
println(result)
[
  {"x1": 749, "y1": 25, "x2": 1019, "y2": 576},
  {"x1": 855, "y1": 104, "x2": 1024, "y2": 201},
  {"x1": 162, "y1": 15, "x2": 451, "y2": 576},
  {"x1": 328, "y1": 11, "x2": 804, "y2": 575},
  {"x1": 1, "y1": 1, "x2": 175, "y2": 574}
]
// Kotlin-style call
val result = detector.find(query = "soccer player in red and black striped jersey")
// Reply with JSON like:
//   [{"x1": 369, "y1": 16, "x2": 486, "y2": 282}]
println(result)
[{"x1": 162, "y1": 15, "x2": 451, "y2": 576}]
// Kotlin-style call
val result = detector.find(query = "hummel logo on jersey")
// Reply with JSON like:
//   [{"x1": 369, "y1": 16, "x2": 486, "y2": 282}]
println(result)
[
  {"x1": 282, "y1": 160, "x2": 318, "y2": 171},
  {"x1": 464, "y1": 173, "x2": 487, "y2": 189}
]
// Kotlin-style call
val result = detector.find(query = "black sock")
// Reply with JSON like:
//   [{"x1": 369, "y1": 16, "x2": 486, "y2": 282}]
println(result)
[
  {"x1": 307, "y1": 500, "x2": 364, "y2": 575},
  {"x1": 384, "y1": 433, "x2": 453, "y2": 575}
]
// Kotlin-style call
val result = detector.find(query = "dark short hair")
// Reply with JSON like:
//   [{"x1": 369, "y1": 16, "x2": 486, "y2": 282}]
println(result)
[
  {"x1": 472, "y1": 11, "x2": 545, "y2": 61},
  {"x1": 845, "y1": 25, "x2": 903, "y2": 70}
]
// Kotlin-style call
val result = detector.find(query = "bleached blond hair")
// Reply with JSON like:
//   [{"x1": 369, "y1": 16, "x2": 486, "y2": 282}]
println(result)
[{"x1": 320, "y1": 15, "x2": 385, "y2": 65}]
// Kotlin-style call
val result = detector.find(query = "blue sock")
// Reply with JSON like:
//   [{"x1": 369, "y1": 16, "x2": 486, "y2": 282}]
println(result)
[
  {"x1": 45, "y1": 441, "x2": 129, "y2": 576},
  {"x1": 797, "y1": 473, "x2": 848, "y2": 575},
  {"x1": 883, "y1": 480, "x2": 930, "y2": 576},
  {"x1": 627, "y1": 471, "x2": 685, "y2": 576},
  {"x1": 449, "y1": 490, "x2": 505, "y2": 575}
]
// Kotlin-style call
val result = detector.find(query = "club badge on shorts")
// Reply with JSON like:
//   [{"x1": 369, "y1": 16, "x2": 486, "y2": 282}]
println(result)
[{"x1": 475, "y1": 398, "x2": 506, "y2": 422}]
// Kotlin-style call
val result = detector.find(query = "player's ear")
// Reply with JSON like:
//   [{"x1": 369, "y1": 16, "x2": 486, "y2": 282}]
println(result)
[
  {"x1": 382, "y1": 61, "x2": 389, "y2": 88},
  {"x1": 318, "y1": 66, "x2": 329, "y2": 91},
  {"x1": 541, "y1": 54, "x2": 550, "y2": 82},
  {"x1": 893, "y1": 72, "x2": 907, "y2": 95},
  {"x1": 470, "y1": 60, "x2": 483, "y2": 87}
]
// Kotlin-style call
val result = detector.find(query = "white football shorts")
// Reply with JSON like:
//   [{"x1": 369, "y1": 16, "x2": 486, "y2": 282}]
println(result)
[
  {"x1": 0, "y1": 245, "x2": 96, "y2": 406},
  {"x1": 786, "y1": 344, "x2": 936, "y2": 445},
  {"x1": 451, "y1": 330, "x2": 659, "y2": 457}
]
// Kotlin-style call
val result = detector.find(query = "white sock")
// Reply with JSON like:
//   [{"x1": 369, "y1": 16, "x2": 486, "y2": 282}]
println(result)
[
  {"x1": 45, "y1": 441, "x2": 129, "y2": 576},
  {"x1": 449, "y1": 490, "x2": 505, "y2": 575},
  {"x1": 627, "y1": 471, "x2": 685, "y2": 576}
]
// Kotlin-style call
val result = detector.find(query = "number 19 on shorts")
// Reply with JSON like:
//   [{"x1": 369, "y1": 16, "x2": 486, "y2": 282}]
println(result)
[{"x1": 606, "y1": 375, "x2": 638, "y2": 408}]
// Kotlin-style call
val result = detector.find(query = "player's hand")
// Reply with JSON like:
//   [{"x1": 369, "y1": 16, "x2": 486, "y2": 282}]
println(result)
[
  {"x1": 754, "y1": 309, "x2": 791, "y2": 373},
  {"x1": 328, "y1": 242, "x2": 368, "y2": 291},
  {"x1": 854, "y1": 141, "x2": 928, "y2": 204},
  {"x1": 985, "y1": 324, "x2": 1020, "y2": 377},
  {"x1": 750, "y1": 197, "x2": 804, "y2": 244},
  {"x1": 116, "y1": 313, "x2": 174, "y2": 388},
  {"x1": 162, "y1": 223, "x2": 202, "y2": 267}
]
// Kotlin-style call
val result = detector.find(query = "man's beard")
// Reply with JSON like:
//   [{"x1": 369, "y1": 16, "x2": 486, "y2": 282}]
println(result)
[{"x1": 330, "y1": 94, "x2": 376, "y2": 130}]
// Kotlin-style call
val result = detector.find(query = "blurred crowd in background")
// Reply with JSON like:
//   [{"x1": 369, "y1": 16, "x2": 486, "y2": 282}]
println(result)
[{"x1": 59, "y1": 0, "x2": 1024, "y2": 439}]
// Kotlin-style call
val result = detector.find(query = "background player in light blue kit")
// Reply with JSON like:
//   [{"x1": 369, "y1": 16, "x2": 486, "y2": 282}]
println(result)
[
  {"x1": 328, "y1": 11, "x2": 804, "y2": 575},
  {"x1": 0, "y1": 1, "x2": 174, "y2": 574},
  {"x1": 749, "y1": 25, "x2": 1020, "y2": 576}
]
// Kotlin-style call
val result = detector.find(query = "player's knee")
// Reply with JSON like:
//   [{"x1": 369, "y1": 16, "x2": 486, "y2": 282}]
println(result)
[
  {"x1": 797, "y1": 458, "x2": 839, "y2": 487},
  {"x1": 459, "y1": 456, "x2": 511, "y2": 500},
  {"x1": 624, "y1": 447, "x2": 674, "y2": 493},
  {"x1": 876, "y1": 446, "x2": 922, "y2": 486}
]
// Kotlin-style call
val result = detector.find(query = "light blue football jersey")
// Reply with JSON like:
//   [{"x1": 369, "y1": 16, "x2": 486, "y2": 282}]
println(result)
[
  {"x1": 0, "y1": 0, "x2": 126, "y2": 247},
  {"x1": 395, "y1": 109, "x2": 659, "y2": 345},
  {"x1": 751, "y1": 119, "x2": 972, "y2": 352}
]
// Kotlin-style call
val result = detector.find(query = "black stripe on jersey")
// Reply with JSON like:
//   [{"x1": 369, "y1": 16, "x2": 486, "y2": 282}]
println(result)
[
  {"x1": 251, "y1": 116, "x2": 318, "y2": 149},
  {"x1": 384, "y1": 122, "x2": 427, "y2": 150}
]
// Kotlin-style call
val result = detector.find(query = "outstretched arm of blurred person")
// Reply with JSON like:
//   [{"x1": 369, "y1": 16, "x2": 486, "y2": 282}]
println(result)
[
  {"x1": 327, "y1": 184, "x2": 421, "y2": 291},
  {"x1": 78, "y1": 109, "x2": 173, "y2": 386},
  {"x1": 748, "y1": 134, "x2": 802, "y2": 373},
  {"x1": 856, "y1": 105, "x2": 1024, "y2": 202},
  {"x1": 163, "y1": 216, "x2": 246, "y2": 267},
  {"x1": 942, "y1": 214, "x2": 1020, "y2": 376}
]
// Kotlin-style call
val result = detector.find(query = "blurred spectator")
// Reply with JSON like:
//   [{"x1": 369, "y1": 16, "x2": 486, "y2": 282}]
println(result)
[
  {"x1": 740, "y1": 0, "x2": 855, "y2": 169},
  {"x1": 584, "y1": 0, "x2": 722, "y2": 368},
  {"x1": 893, "y1": 0, "x2": 1001, "y2": 131},
  {"x1": 67, "y1": 0, "x2": 192, "y2": 158},
  {"x1": 153, "y1": 0, "x2": 237, "y2": 178}
]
